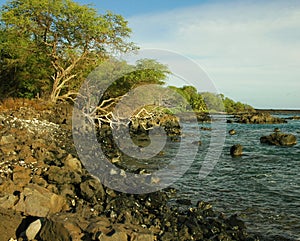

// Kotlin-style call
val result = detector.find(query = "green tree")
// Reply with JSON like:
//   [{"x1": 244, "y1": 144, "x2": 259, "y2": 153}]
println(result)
[
  {"x1": 201, "y1": 92, "x2": 224, "y2": 112},
  {"x1": 0, "y1": 0, "x2": 136, "y2": 102},
  {"x1": 101, "y1": 58, "x2": 170, "y2": 100},
  {"x1": 0, "y1": 27, "x2": 51, "y2": 98},
  {"x1": 168, "y1": 85, "x2": 207, "y2": 112}
]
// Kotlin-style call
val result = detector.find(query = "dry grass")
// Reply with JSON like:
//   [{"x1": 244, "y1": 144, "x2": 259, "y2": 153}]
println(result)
[{"x1": 0, "y1": 98, "x2": 53, "y2": 112}]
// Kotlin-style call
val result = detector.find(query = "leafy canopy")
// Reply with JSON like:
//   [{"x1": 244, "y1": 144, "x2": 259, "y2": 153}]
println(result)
[{"x1": 0, "y1": 0, "x2": 136, "y2": 101}]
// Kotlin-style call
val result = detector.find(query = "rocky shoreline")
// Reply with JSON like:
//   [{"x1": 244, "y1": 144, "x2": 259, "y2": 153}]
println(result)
[{"x1": 0, "y1": 102, "x2": 259, "y2": 241}]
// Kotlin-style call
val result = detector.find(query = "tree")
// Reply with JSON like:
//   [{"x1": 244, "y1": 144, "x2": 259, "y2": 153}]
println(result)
[
  {"x1": 201, "y1": 92, "x2": 224, "y2": 112},
  {"x1": 101, "y1": 58, "x2": 170, "y2": 100},
  {"x1": 168, "y1": 86, "x2": 207, "y2": 112},
  {"x1": 0, "y1": 27, "x2": 51, "y2": 98},
  {"x1": 0, "y1": 0, "x2": 136, "y2": 102},
  {"x1": 78, "y1": 58, "x2": 171, "y2": 126}
]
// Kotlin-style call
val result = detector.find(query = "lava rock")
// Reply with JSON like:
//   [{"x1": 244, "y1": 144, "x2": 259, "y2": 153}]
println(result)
[
  {"x1": 236, "y1": 112, "x2": 286, "y2": 124},
  {"x1": 13, "y1": 184, "x2": 68, "y2": 217},
  {"x1": 230, "y1": 144, "x2": 243, "y2": 156},
  {"x1": 260, "y1": 132, "x2": 297, "y2": 146},
  {"x1": 229, "y1": 129, "x2": 236, "y2": 135},
  {"x1": 80, "y1": 177, "x2": 105, "y2": 203}
]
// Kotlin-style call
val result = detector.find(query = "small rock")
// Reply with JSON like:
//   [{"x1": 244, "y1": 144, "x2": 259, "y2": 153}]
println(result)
[
  {"x1": 0, "y1": 134, "x2": 16, "y2": 145},
  {"x1": 64, "y1": 154, "x2": 82, "y2": 173},
  {"x1": 47, "y1": 166, "x2": 81, "y2": 185},
  {"x1": 192, "y1": 140, "x2": 202, "y2": 145},
  {"x1": 230, "y1": 144, "x2": 243, "y2": 157},
  {"x1": 200, "y1": 126, "x2": 212, "y2": 131},
  {"x1": 26, "y1": 219, "x2": 42, "y2": 240},
  {"x1": 229, "y1": 129, "x2": 236, "y2": 135},
  {"x1": 80, "y1": 177, "x2": 105, "y2": 203},
  {"x1": 13, "y1": 166, "x2": 31, "y2": 187},
  {"x1": 98, "y1": 231, "x2": 128, "y2": 241},
  {"x1": 274, "y1": 127, "x2": 280, "y2": 132},
  {"x1": 0, "y1": 194, "x2": 19, "y2": 209}
]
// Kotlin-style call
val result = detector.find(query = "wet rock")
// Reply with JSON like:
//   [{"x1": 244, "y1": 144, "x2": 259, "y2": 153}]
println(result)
[
  {"x1": 229, "y1": 129, "x2": 236, "y2": 135},
  {"x1": 200, "y1": 126, "x2": 212, "y2": 131},
  {"x1": 274, "y1": 127, "x2": 280, "y2": 132},
  {"x1": 260, "y1": 132, "x2": 297, "y2": 146},
  {"x1": 230, "y1": 144, "x2": 243, "y2": 156},
  {"x1": 285, "y1": 115, "x2": 300, "y2": 120},
  {"x1": 236, "y1": 112, "x2": 286, "y2": 124}
]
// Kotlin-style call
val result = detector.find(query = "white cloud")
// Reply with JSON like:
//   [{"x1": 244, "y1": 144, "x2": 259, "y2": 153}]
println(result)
[{"x1": 128, "y1": 0, "x2": 300, "y2": 108}]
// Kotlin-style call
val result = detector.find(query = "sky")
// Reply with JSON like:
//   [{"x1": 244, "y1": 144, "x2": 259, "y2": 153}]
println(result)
[{"x1": 1, "y1": 0, "x2": 299, "y2": 109}]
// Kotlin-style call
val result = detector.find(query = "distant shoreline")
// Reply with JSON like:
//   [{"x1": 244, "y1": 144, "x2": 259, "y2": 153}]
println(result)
[{"x1": 255, "y1": 109, "x2": 300, "y2": 114}]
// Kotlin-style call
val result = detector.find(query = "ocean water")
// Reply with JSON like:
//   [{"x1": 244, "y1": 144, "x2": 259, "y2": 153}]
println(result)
[{"x1": 171, "y1": 115, "x2": 300, "y2": 240}]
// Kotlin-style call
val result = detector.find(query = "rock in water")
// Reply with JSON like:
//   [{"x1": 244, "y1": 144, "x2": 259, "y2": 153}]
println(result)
[
  {"x1": 230, "y1": 144, "x2": 243, "y2": 156},
  {"x1": 260, "y1": 132, "x2": 297, "y2": 146},
  {"x1": 236, "y1": 112, "x2": 286, "y2": 124},
  {"x1": 274, "y1": 127, "x2": 280, "y2": 132},
  {"x1": 229, "y1": 129, "x2": 236, "y2": 135}
]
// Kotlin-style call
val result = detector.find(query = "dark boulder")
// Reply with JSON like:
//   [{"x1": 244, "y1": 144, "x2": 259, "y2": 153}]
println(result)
[
  {"x1": 236, "y1": 112, "x2": 286, "y2": 124},
  {"x1": 260, "y1": 132, "x2": 297, "y2": 146},
  {"x1": 230, "y1": 144, "x2": 243, "y2": 156}
]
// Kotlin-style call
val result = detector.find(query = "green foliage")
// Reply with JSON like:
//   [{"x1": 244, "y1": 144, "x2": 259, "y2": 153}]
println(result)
[
  {"x1": 0, "y1": 0, "x2": 136, "y2": 101},
  {"x1": 201, "y1": 92, "x2": 224, "y2": 112},
  {"x1": 167, "y1": 86, "x2": 253, "y2": 113},
  {"x1": 101, "y1": 58, "x2": 170, "y2": 100},
  {"x1": 168, "y1": 85, "x2": 207, "y2": 112},
  {"x1": 223, "y1": 96, "x2": 254, "y2": 113}
]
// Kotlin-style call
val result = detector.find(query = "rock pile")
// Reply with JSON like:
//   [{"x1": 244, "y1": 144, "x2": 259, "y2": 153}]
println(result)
[
  {"x1": 0, "y1": 103, "x2": 256, "y2": 241},
  {"x1": 260, "y1": 132, "x2": 297, "y2": 146},
  {"x1": 236, "y1": 112, "x2": 286, "y2": 124}
]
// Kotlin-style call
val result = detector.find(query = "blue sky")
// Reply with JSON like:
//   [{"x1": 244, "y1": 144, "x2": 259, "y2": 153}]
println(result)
[{"x1": 1, "y1": 0, "x2": 299, "y2": 108}]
